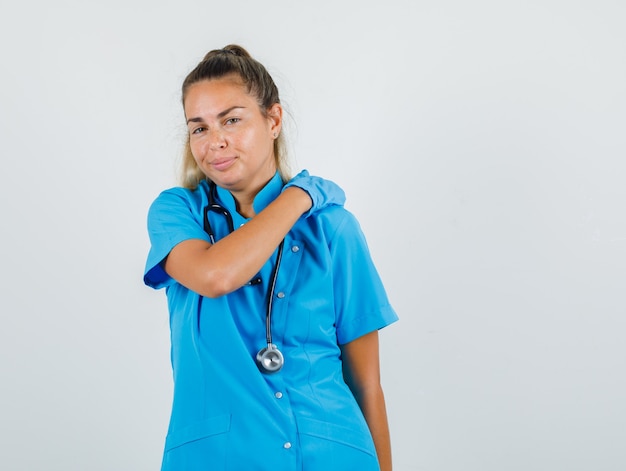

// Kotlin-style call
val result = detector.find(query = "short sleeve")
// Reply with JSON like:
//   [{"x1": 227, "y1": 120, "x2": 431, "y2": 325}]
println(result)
[
  {"x1": 144, "y1": 188, "x2": 209, "y2": 290},
  {"x1": 328, "y1": 211, "x2": 398, "y2": 344}
]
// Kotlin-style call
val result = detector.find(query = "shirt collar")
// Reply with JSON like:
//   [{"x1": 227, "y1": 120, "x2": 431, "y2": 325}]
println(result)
[{"x1": 214, "y1": 172, "x2": 283, "y2": 218}]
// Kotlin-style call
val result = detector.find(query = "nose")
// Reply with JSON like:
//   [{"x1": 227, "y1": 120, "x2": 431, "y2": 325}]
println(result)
[{"x1": 209, "y1": 129, "x2": 227, "y2": 150}]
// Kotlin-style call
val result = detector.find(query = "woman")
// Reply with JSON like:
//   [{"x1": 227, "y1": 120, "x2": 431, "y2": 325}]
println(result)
[{"x1": 144, "y1": 45, "x2": 398, "y2": 471}]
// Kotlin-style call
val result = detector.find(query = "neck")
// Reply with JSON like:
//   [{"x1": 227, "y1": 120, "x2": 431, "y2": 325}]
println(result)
[
  {"x1": 231, "y1": 164, "x2": 277, "y2": 218},
  {"x1": 236, "y1": 200, "x2": 256, "y2": 218},
  {"x1": 230, "y1": 178, "x2": 269, "y2": 218}
]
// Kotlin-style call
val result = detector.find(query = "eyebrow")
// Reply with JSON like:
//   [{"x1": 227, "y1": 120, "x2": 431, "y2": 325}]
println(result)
[{"x1": 186, "y1": 106, "x2": 246, "y2": 124}]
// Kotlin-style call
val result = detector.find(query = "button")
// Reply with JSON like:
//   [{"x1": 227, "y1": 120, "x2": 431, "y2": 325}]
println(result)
[
  {"x1": 291, "y1": 245, "x2": 300, "y2": 253},
  {"x1": 283, "y1": 442, "x2": 292, "y2": 449},
  {"x1": 277, "y1": 292, "x2": 285, "y2": 299},
  {"x1": 275, "y1": 391, "x2": 283, "y2": 399}
]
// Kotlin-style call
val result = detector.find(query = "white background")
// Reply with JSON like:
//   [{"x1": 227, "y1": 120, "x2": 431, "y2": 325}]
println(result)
[{"x1": 1, "y1": 1, "x2": 625, "y2": 470}]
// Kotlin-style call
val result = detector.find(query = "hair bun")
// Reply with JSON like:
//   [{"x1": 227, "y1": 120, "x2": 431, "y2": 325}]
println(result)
[
  {"x1": 223, "y1": 45, "x2": 250, "y2": 57},
  {"x1": 202, "y1": 44, "x2": 252, "y2": 61}
]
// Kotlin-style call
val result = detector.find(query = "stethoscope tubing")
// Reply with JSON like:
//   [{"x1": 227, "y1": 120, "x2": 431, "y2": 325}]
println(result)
[
  {"x1": 265, "y1": 240, "x2": 284, "y2": 345},
  {"x1": 203, "y1": 182, "x2": 285, "y2": 373}
]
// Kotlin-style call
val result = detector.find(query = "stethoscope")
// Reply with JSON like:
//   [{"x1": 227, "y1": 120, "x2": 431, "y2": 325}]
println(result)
[{"x1": 203, "y1": 182, "x2": 285, "y2": 374}]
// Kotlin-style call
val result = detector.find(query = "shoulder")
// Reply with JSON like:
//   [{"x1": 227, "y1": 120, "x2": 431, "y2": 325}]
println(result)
[
  {"x1": 148, "y1": 184, "x2": 208, "y2": 221},
  {"x1": 306, "y1": 205, "x2": 366, "y2": 247},
  {"x1": 318, "y1": 205, "x2": 363, "y2": 232},
  {"x1": 144, "y1": 184, "x2": 210, "y2": 288}
]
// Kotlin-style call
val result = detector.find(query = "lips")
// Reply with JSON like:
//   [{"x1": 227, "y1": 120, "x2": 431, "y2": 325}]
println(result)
[{"x1": 210, "y1": 157, "x2": 236, "y2": 171}]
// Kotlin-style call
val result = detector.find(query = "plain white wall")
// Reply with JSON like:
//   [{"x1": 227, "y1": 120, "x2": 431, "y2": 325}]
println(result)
[{"x1": 1, "y1": 1, "x2": 625, "y2": 470}]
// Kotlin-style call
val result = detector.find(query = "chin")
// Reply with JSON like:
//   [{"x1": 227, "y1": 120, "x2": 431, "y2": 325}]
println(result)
[{"x1": 209, "y1": 173, "x2": 244, "y2": 190}]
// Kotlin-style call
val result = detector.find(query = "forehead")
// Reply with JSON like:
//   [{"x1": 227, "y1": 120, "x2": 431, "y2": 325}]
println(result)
[{"x1": 184, "y1": 77, "x2": 255, "y2": 113}]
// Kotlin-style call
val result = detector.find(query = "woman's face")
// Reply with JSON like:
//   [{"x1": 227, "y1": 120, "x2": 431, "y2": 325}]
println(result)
[{"x1": 184, "y1": 77, "x2": 282, "y2": 195}]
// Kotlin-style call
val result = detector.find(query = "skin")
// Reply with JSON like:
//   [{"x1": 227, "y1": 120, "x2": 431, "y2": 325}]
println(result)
[
  {"x1": 342, "y1": 331, "x2": 393, "y2": 471},
  {"x1": 185, "y1": 76, "x2": 280, "y2": 217},
  {"x1": 166, "y1": 76, "x2": 311, "y2": 296},
  {"x1": 163, "y1": 76, "x2": 392, "y2": 469}
]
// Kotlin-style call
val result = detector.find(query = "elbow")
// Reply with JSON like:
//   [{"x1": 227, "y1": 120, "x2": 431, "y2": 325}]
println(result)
[
  {"x1": 164, "y1": 241, "x2": 244, "y2": 298},
  {"x1": 198, "y1": 269, "x2": 239, "y2": 298}
]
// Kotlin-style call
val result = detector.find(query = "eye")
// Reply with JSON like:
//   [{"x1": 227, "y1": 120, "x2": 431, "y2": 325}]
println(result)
[
  {"x1": 191, "y1": 126, "x2": 206, "y2": 135},
  {"x1": 225, "y1": 117, "x2": 241, "y2": 125}
]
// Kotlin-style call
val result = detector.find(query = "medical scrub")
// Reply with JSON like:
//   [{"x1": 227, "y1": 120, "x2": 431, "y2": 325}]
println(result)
[{"x1": 144, "y1": 172, "x2": 398, "y2": 471}]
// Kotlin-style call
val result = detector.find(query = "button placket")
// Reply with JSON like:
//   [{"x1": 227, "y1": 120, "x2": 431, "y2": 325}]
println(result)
[{"x1": 270, "y1": 238, "x2": 304, "y2": 347}]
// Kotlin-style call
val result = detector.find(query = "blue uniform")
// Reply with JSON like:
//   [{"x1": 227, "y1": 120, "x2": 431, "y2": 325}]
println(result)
[{"x1": 144, "y1": 173, "x2": 398, "y2": 470}]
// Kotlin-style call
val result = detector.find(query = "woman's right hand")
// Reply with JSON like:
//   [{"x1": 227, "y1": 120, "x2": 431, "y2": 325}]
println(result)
[{"x1": 282, "y1": 170, "x2": 346, "y2": 217}]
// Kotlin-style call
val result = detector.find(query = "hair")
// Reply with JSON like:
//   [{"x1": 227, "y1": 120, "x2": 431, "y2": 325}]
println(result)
[{"x1": 179, "y1": 44, "x2": 290, "y2": 189}]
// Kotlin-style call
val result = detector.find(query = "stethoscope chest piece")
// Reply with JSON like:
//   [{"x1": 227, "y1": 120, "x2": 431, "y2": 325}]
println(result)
[{"x1": 256, "y1": 344, "x2": 284, "y2": 374}]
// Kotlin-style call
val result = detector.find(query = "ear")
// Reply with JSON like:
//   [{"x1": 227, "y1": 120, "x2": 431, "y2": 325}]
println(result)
[{"x1": 267, "y1": 103, "x2": 283, "y2": 136}]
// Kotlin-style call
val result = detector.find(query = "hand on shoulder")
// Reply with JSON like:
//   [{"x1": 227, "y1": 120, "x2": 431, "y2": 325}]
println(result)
[{"x1": 282, "y1": 169, "x2": 346, "y2": 217}]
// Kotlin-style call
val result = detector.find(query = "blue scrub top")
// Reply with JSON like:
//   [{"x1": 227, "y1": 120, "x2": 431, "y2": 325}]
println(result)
[{"x1": 144, "y1": 173, "x2": 398, "y2": 471}]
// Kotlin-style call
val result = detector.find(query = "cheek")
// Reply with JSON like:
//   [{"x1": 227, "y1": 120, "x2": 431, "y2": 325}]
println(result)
[
  {"x1": 189, "y1": 138, "x2": 204, "y2": 161},
  {"x1": 241, "y1": 128, "x2": 271, "y2": 154}
]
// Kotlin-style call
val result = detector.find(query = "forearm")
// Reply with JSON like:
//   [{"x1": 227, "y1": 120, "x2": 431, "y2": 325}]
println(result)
[
  {"x1": 209, "y1": 186, "x2": 308, "y2": 281},
  {"x1": 354, "y1": 384, "x2": 393, "y2": 471},
  {"x1": 164, "y1": 186, "x2": 311, "y2": 297},
  {"x1": 341, "y1": 332, "x2": 393, "y2": 471}
]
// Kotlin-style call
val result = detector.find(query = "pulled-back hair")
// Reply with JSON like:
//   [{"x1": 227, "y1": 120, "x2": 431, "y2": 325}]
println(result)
[{"x1": 179, "y1": 45, "x2": 290, "y2": 189}]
